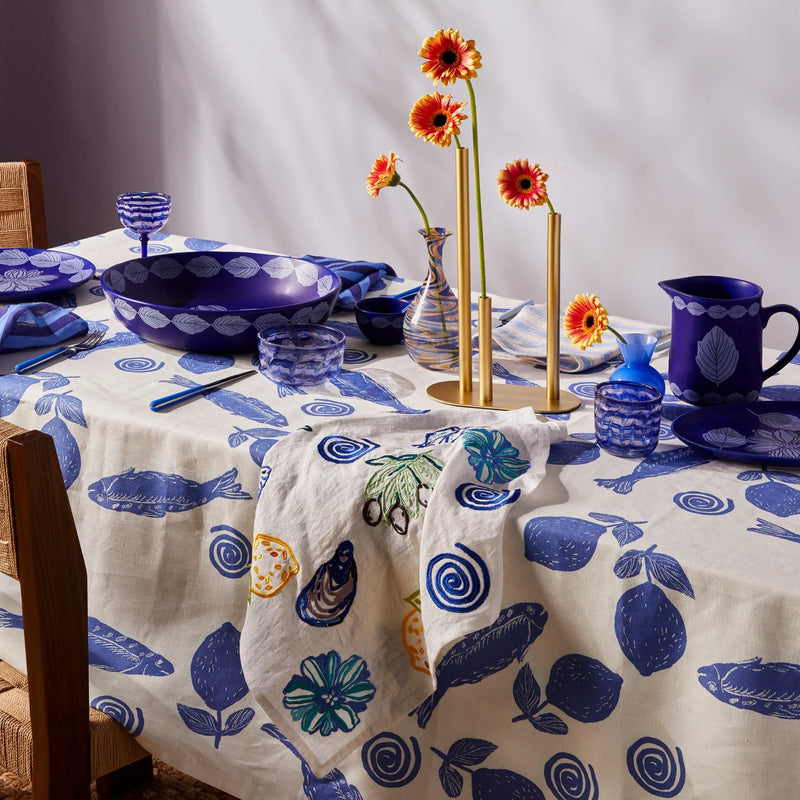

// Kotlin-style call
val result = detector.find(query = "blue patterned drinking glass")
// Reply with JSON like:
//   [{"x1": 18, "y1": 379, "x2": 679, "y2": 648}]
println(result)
[
  {"x1": 116, "y1": 191, "x2": 172, "y2": 258},
  {"x1": 594, "y1": 381, "x2": 662, "y2": 458},
  {"x1": 258, "y1": 323, "x2": 345, "y2": 386}
]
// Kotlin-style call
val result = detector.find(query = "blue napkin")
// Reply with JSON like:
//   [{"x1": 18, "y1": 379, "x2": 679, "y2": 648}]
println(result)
[
  {"x1": 0, "y1": 303, "x2": 89, "y2": 353},
  {"x1": 300, "y1": 255, "x2": 396, "y2": 311}
]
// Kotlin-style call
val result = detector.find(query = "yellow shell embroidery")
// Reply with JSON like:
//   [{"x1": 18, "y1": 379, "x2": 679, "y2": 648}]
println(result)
[{"x1": 250, "y1": 534, "x2": 299, "y2": 598}]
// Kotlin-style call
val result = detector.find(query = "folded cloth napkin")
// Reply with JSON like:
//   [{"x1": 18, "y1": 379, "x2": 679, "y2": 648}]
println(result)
[
  {"x1": 0, "y1": 303, "x2": 88, "y2": 353},
  {"x1": 491, "y1": 303, "x2": 669, "y2": 373},
  {"x1": 300, "y1": 255, "x2": 397, "y2": 311},
  {"x1": 240, "y1": 407, "x2": 565, "y2": 774}
]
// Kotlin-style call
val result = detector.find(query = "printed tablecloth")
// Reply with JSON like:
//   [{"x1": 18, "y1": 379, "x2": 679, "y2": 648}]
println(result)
[{"x1": 0, "y1": 229, "x2": 799, "y2": 799}]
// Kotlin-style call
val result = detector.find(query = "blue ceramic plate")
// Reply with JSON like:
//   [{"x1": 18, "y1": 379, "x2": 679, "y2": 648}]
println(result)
[
  {"x1": 672, "y1": 401, "x2": 800, "y2": 466},
  {"x1": 101, "y1": 251, "x2": 341, "y2": 352},
  {"x1": 0, "y1": 248, "x2": 96, "y2": 301}
]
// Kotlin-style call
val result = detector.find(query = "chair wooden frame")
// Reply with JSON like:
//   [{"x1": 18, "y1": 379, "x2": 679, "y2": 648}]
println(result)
[
  {"x1": 0, "y1": 160, "x2": 48, "y2": 248},
  {"x1": 0, "y1": 421, "x2": 152, "y2": 798}
]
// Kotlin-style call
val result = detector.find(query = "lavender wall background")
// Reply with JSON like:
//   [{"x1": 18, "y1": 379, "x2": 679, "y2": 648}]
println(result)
[{"x1": 2, "y1": 1, "x2": 798, "y2": 347}]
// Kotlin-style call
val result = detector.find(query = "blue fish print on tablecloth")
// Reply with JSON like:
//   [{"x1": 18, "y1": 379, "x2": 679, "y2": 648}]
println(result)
[
  {"x1": 738, "y1": 469, "x2": 800, "y2": 517},
  {"x1": 433, "y1": 737, "x2": 544, "y2": 799},
  {"x1": 88, "y1": 616, "x2": 174, "y2": 675},
  {"x1": 614, "y1": 545, "x2": 693, "y2": 676},
  {"x1": 88, "y1": 466, "x2": 251, "y2": 517},
  {"x1": 73, "y1": 330, "x2": 142, "y2": 358},
  {"x1": 160, "y1": 374, "x2": 289, "y2": 426},
  {"x1": 178, "y1": 352, "x2": 236, "y2": 374},
  {"x1": 90, "y1": 695, "x2": 145, "y2": 736},
  {"x1": 262, "y1": 723, "x2": 364, "y2": 799},
  {"x1": 330, "y1": 370, "x2": 429, "y2": 414},
  {"x1": 698, "y1": 657, "x2": 800, "y2": 719},
  {"x1": 413, "y1": 426, "x2": 464, "y2": 448},
  {"x1": 492, "y1": 362, "x2": 541, "y2": 387},
  {"x1": 747, "y1": 518, "x2": 800, "y2": 543},
  {"x1": 595, "y1": 447, "x2": 713, "y2": 494},
  {"x1": 296, "y1": 540, "x2": 357, "y2": 627},
  {"x1": 178, "y1": 622, "x2": 255, "y2": 749},
  {"x1": 410, "y1": 602, "x2": 548, "y2": 729}
]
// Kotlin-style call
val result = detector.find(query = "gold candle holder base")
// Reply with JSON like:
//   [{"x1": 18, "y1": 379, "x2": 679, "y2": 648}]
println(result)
[{"x1": 427, "y1": 380, "x2": 581, "y2": 413}]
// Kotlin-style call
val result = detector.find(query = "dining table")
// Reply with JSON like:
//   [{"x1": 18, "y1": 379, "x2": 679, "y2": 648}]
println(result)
[{"x1": 1, "y1": 227, "x2": 800, "y2": 800}]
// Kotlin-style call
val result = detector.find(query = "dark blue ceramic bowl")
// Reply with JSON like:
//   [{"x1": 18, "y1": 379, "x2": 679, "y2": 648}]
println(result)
[
  {"x1": 354, "y1": 296, "x2": 410, "y2": 345},
  {"x1": 100, "y1": 251, "x2": 341, "y2": 352}
]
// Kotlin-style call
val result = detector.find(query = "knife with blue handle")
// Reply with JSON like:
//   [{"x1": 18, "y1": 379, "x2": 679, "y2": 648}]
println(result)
[{"x1": 150, "y1": 370, "x2": 257, "y2": 411}]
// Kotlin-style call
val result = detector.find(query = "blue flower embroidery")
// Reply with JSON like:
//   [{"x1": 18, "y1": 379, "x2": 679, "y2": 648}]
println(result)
[
  {"x1": 283, "y1": 651, "x2": 376, "y2": 736},
  {"x1": 462, "y1": 428, "x2": 530, "y2": 484}
]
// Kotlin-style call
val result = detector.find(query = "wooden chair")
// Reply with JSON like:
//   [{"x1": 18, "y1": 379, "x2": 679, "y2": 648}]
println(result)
[
  {"x1": 0, "y1": 160, "x2": 48, "y2": 248},
  {"x1": 0, "y1": 420, "x2": 153, "y2": 799}
]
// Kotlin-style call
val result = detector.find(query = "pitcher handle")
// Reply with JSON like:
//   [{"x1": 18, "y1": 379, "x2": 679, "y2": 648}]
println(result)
[{"x1": 762, "y1": 303, "x2": 800, "y2": 380}]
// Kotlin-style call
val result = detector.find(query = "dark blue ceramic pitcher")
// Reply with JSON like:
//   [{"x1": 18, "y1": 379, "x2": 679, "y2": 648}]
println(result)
[{"x1": 659, "y1": 276, "x2": 800, "y2": 405}]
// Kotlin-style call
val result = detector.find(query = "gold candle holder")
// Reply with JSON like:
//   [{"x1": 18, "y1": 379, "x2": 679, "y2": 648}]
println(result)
[
  {"x1": 455, "y1": 147, "x2": 472, "y2": 395},
  {"x1": 427, "y1": 157, "x2": 580, "y2": 413}
]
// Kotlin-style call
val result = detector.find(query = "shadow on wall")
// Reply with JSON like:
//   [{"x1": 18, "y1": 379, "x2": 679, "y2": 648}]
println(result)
[{"x1": 0, "y1": 1, "x2": 166, "y2": 246}]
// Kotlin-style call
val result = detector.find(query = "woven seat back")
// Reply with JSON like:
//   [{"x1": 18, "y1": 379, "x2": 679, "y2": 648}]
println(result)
[{"x1": 0, "y1": 161, "x2": 48, "y2": 249}]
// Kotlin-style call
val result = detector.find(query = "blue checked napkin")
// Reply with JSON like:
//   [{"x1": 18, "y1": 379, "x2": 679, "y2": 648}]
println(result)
[
  {"x1": 300, "y1": 255, "x2": 396, "y2": 311},
  {"x1": 0, "y1": 303, "x2": 88, "y2": 353},
  {"x1": 491, "y1": 303, "x2": 669, "y2": 373}
]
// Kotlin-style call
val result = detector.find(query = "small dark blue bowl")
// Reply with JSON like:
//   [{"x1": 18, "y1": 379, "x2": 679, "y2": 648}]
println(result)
[{"x1": 354, "y1": 296, "x2": 410, "y2": 345}]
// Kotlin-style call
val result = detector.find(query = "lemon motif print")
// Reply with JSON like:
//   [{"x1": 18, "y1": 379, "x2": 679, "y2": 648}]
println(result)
[{"x1": 250, "y1": 534, "x2": 299, "y2": 598}]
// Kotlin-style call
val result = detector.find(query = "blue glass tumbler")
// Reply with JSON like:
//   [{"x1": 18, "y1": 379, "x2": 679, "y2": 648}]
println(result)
[{"x1": 594, "y1": 381, "x2": 662, "y2": 458}]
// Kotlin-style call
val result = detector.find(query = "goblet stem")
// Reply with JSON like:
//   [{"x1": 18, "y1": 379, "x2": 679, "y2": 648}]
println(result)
[{"x1": 140, "y1": 233, "x2": 149, "y2": 259}]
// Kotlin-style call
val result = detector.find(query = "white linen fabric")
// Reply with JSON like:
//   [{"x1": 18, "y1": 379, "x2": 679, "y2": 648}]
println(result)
[
  {"x1": 491, "y1": 302, "x2": 669, "y2": 372},
  {"x1": 240, "y1": 408, "x2": 565, "y2": 773}
]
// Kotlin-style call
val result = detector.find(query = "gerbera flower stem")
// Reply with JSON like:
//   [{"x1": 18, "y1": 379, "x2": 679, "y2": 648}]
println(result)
[
  {"x1": 466, "y1": 79, "x2": 487, "y2": 297},
  {"x1": 399, "y1": 181, "x2": 430, "y2": 235}
]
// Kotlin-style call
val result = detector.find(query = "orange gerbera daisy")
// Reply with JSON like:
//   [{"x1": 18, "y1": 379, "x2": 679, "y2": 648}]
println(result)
[
  {"x1": 366, "y1": 153, "x2": 430, "y2": 233},
  {"x1": 366, "y1": 152, "x2": 401, "y2": 198},
  {"x1": 497, "y1": 159, "x2": 552, "y2": 211},
  {"x1": 409, "y1": 92, "x2": 467, "y2": 148},
  {"x1": 563, "y1": 294, "x2": 611, "y2": 350},
  {"x1": 419, "y1": 28, "x2": 482, "y2": 86}
]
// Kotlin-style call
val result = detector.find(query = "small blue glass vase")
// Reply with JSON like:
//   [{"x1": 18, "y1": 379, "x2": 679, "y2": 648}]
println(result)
[{"x1": 609, "y1": 333, "x2": 666, "y2": 396}]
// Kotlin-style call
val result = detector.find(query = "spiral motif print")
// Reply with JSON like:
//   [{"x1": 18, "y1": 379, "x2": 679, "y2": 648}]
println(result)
[
  {"x1": 426, "y1": 542, "x2": 490, "y2": 613},
  {"x1": 301, "y1": 399, "x2": 355, "y2": 417},
  {"x1": 627, "y1": 737, "x2": 686, "y2": 797},
  {"x1": 90, "y1": 695, "x2": 144, "y2": 736},
  {"x1": 208, "y1": 524, "x2": 252, "y2": 579},
  {"x1": 89, "y1": 284, "x2": 104, "y2": 297},
  {"x1": 455, "y1": 482, "x2": 521, "y2": 511},
  {"x1": 114, "y1": 356, "x2": 164, "y2": 373},
  {"x1": 344, "y1": 349, "x2": 378, "y2": 364},
  {"x1": 317, "y1": 435, "x2": 379, "y2": 463},
  {"x1": 673, "y1": 491, "x2": 734, "y2": 515},
  {"x1": 568, "y1": 381, "x2": 601, "y2": 399},
  {"x1": 361, "y1": 732, "x2": 421, "y2": 787},
  {"x1": 544, "y1": 753, "x2": 599, "y2": 800}
]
